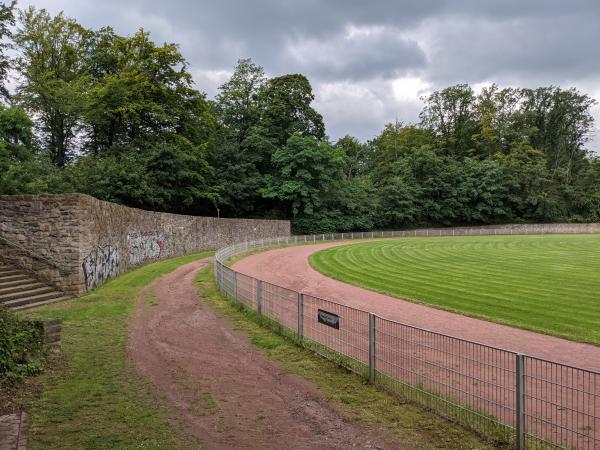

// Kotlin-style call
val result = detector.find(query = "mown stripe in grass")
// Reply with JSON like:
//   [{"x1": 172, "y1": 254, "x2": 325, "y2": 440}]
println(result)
[{"x1": 309, "y1": 235, "x2": 600, "y2": 345}]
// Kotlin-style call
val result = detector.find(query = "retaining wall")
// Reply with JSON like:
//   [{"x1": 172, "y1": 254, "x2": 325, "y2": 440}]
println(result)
[{"x1": 0, "y1": 194, "x2": 290, "y2": 294}]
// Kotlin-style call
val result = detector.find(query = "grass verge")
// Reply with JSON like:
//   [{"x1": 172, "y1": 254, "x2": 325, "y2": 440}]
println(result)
[
  {"x1": 195, "y1": 264, "x2": 502, "y2": 450},
  {"x1": 13, "y1": 252, "x2": 212, "y2": 450}
]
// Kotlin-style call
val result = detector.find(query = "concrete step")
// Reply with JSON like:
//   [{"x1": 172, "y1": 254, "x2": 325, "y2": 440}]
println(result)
[
  {"x1": 0, "y1": 260, "x2": 70, "y2": 310},
  {"x1": 2, "y1": 291, "x2": 65, "y2": 308},
  {"x1": 12, "y1": 296, "x2": 72, "y2": 311},
  {"x1": 0, "y1": 273, "x2": 29, "y2": 283},
  {"x1": 0, "y1": 278, "x2": 37, "y2": 289},
  {"x1": 0, "y1": 282, "x2": 46, "y2": 296},
  {"x1": 0, "y1": 286, "x2": 56, "y2": 302}
]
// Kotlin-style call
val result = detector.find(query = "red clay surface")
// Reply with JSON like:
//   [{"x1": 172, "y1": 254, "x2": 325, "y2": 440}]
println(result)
[
  {"x1": 127, "y1": 258, "x2": 402, "y2": 450},
  {"x1": 232, "y1": 241, "x2": 600, "y2": 371}
]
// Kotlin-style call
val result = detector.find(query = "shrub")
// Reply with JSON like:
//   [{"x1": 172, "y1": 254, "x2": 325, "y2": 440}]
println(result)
[{"x1": 0, "y1": 305, "x2": 45, "y2": 385}]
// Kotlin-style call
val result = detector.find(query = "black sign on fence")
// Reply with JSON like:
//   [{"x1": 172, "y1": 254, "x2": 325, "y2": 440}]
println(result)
[{"x1": 318, "y1": 309, "x2": 340, "y2": 329}]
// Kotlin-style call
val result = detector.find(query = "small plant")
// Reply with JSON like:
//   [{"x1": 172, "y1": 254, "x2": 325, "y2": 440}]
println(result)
[{"x1": 0, "y1": 305, "x2": 46, "y2": 385}]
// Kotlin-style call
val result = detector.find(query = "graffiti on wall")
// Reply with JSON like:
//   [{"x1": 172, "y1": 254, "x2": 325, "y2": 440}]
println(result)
[
  {"x1": 127, "y1": 231, "x2": 165, "y2": 266},
  {"x1": 82, "y1": 245, "x2": 120, "y2": 291}
]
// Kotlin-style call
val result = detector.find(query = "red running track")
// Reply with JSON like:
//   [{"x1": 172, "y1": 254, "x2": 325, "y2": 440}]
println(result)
[
  {"x1": 232, "y1": 241, "x2": 600, "y2": 371},
  {"x1": 232, "y1": 241, "x2": 600, "y2": 448}
]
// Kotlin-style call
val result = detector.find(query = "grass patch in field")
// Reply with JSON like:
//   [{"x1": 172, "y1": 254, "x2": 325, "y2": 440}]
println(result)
[
  {"x1": 309, "y1": 234, "x2": 600, "y2": 345},
  {"x1": 15, "y1": 252, "x2": 212, "y2": 450},
  {"x1": 194, "y1": 265, "x2": 500, "y2": 450}
]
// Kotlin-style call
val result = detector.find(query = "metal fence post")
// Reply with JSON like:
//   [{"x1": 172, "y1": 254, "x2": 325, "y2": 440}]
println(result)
[
  {"x1": 256, "y1": 279, "x2": 262, "y2": 315},
  {"x1": 516, "y1": 353, "x2": 526, "y2": 450},
  {"x1": 369, "y1": 313, "x2": 376, "y2": 384},
  {"x1": 233, "y1": 271, "x2": 238, "y2": 303},
  {"x1": 297, "y1": 293, "x2": 304, "y2": 341}
]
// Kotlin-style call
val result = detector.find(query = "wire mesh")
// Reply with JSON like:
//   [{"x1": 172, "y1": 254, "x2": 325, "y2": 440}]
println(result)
[
  {"x1": 302, "y1": 294, "x2": 370, "y2": 379},
  {"x1": 523, "y1": 357, "x2": 599, "y2": 449},
  {"x1": 375, "y1": 316, "x2": 516, "y2": 442},
  {"x1": 260, "y1": 281, "x2": 298, "y2": 334}
]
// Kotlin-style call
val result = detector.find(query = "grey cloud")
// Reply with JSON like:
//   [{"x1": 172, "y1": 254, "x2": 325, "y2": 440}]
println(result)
[
  {"x1": 23, "y1": 0, "x2": 600, "y2": 149},
  {"x1": 282, "y1": 27, "x2": 426, "y2": 81}
]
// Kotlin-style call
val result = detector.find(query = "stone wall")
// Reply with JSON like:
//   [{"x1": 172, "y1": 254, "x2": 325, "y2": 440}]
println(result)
[{"x1": 0, "y1": 194, "x2": 290, "y2": 294}]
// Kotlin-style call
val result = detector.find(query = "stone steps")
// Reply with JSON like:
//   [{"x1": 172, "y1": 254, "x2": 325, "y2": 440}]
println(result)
[{"x1": 0, "y1": 262, "x2": 70, "y2": 310}]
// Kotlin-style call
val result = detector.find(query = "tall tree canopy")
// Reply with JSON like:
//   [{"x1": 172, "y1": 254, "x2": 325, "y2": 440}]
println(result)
[{"x1": 1, "y1": 6, "x2": 599, "y2": 232}]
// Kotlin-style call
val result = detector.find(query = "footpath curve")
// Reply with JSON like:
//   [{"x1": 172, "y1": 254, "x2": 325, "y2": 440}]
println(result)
[
  {"x1": 231, "y1": 241, "x2": 600, "y2": 372},
  {"x1": 127, "y1": 257, "x2": 400, "y2": 449}
]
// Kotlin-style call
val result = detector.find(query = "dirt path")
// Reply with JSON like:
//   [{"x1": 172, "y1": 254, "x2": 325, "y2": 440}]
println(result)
[
  {"x1": 232, "y1": 242, "x2": 600, "y2": 371},
  {"x1": 127, "y1": 258, "x2": 402, "y2": 450}
]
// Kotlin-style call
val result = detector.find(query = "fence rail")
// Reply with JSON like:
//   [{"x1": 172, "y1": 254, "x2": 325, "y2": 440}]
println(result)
[{"x1": 214, "y1": 228, "x2": 600, "y2": 449}]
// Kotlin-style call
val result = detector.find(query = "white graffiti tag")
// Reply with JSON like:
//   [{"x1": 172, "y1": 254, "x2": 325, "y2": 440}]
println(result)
[
  {"x1": 127, "y1": 231, "x2": 165, "y2": 266},
  {"x1": 82, "y1": 245, "x2": 120, "y2": 291}
]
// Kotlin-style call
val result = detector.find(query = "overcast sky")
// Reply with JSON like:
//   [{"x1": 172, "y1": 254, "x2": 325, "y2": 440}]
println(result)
[{"x1": 23, "y1": 0, "x2": 600, "y2": 151}]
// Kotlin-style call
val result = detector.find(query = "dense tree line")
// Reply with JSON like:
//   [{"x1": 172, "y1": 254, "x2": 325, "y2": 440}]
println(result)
[{"x1": 1, "y1": 5, "x2": 599, "y2": 232}]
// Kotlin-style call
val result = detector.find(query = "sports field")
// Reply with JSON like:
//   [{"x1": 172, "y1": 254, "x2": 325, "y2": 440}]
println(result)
[{"x1": 309, "y1": 234, "x2": 600, "y2": 345}]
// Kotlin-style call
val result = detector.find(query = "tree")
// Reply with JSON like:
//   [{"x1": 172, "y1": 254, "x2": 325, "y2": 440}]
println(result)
[
  {"x1": 0, "y1": 104, "x2": 68, "y2": 194},
  {"x1": 209, "y1": 59, "x2": 268, "y2": 216},
  {"x1": 571, "y1": 158, "x2": 600, "y2": 221},
  {"x1": 214, "y1": 58, "x2": 265, "y2": 143},
  {"x1": 335, "y1": 135, "x2": 371, "y2": 178},
  {"x1": 519, "y1": 87, "x2": 596, "y2": 182},
  {"x1": 420, "y1": 84, "x2": 479, "y2": 156},
  {"x1": 84, "y1": 27, "x2": 214, "y2": 154},
  {"x1": 370, "y1": 123, "x2": 435, "y2": 175},
  {"x1": 495, "y1": 142, "x2": 563, "y2": 221},
  {"x1": 0, "y1": 1, "x2": 15, "y2": 99},
  {"x1": 14, "y1": 7, "x2": 92, "y2": 166},
  {"x1": 69, "y1": 139, "x2": 216, "y2": 214},
  {"x1": 259, "y1": 74, "x2": 325, "y2": 148},
  {"x1": 261, "y1": 134, "x2": 344, "y2": 217}
]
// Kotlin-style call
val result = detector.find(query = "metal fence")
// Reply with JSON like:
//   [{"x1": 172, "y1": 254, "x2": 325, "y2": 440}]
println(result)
[{"x1": 214, "y1": 229, "x2": 600, "y2": 449}]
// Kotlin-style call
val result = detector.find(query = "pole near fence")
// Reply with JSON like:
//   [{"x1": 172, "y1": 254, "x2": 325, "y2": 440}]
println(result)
[
  {"x1": 369, "y1": 313, "x2": 376, "y2": 384},
  {"x1": 233, "y1": 271, "x2": 238, "y2": 302},
  {"x1": 516, "y1": 353, "x2": 526, "y2": 450},
  {"x1": 256, "y1": 279, "x2": 262, "y2": 315},
  {"x1": 297, "y1": 293, "x2": 304, "y2": 341}
]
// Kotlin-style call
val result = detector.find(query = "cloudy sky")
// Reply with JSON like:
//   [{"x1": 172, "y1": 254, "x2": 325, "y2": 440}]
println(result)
[{"x1": 23, "y1": 0, "x2": 600, "y2": 150}]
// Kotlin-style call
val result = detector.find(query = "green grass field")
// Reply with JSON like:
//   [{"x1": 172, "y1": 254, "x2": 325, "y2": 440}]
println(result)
[{"x1": 309, "y1": 234, "x2": 600, "y2": 345}]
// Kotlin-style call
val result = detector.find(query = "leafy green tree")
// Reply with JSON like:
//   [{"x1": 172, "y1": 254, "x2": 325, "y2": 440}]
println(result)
[
  {"x1": 214, "y1": 58, "x2": 265, "y2": 143},
  {"x1": 370, "y1": 123, "x2": 435, "y2": 175},
  {"x1": 420, "y1": 84, "x2": 479, "y2": 156},
  {"x1": 495, "y1": 142, "x2": 563, "y2": 221},
  {"x1": 14, "y1": 7, "x2": 92, "y2": 166},
  {"x1": 571, "y1": 158, "x2": 600, "y2": 221},
  {"x1": 519, "y1": 87, "x2": 596, "y2": 182},
  {"x1": 211, "y1": 63, "x2": 326, "y2": 219},
  {"x1": 209, "y1": 59, "x2": 268, "y2": 216},
  {"x1": 335, "y1": 135, "x2": 372, "y2": 178},
  {"x1": 84, "y1": 27, "x2": 214, "y2": 154},
  {"x1": 261, "y1": 134, "x2": 344, "y2": 217},
  {"x1": 68, "y1": 139, "x2": 216, "y2": 215},
  {"x1": 259, "y1": 74, "x2": 325, "y2": 148},
  {"x1": 0, "y1": 1, "x2": 16, "y2": 99},
  {"x1": 0, "y1": 104, "x2": 69, "y2": 194}
]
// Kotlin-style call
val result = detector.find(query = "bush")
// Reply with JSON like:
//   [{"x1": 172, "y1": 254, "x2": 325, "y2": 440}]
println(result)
[{"x1": 0, "y1": 305, "x2": 45, "y2": 385}]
